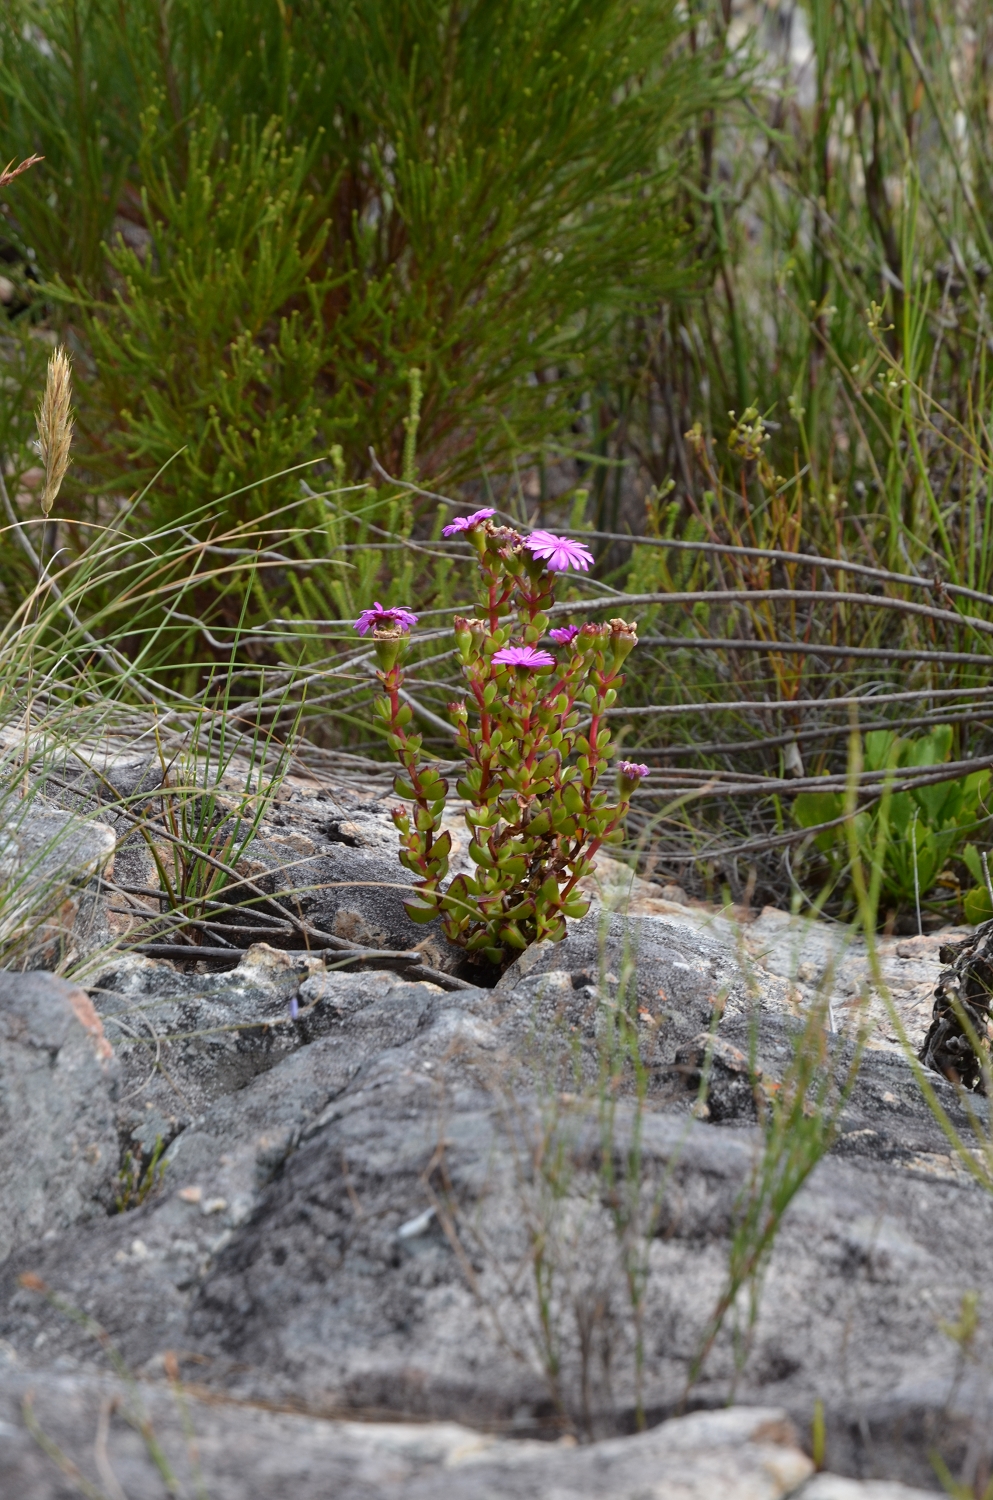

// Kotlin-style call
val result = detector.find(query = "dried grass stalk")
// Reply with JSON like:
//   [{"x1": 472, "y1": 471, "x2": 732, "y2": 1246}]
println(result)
[
  {"x1": 0, "y1": 154, "x2": 42, "y2": 191},
  {"x1": 36, "y1": 347, "x2": 73, "y2": 517}
]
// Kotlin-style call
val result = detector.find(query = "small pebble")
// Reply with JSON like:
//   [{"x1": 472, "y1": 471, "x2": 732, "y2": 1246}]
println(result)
[
  {"x1": 202, "y1": 1197, "x2": 228, "y2": 1215},
  {"x1": 177, "y1": 1186, "x2": 202, "y2": 1204},
  {"x1": 397, "y1": 1206, "x2": 436, "y2": 1241}
]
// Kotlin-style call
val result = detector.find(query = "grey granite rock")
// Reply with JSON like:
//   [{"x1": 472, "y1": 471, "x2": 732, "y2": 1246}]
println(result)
[
  {"x1": 1, "y1": 910, "x2": 991, "y2": 1492},
  {"x1": 0, "y1": 807, "x2": 116, "y2": 886},
  {"x1": 0, "y1": 806, "x2": 116, "y2": 963},
  {"x1": 237, "y1": 835, "x2": 453, "y2": 955},
  {"x1": 93, "y1": 945, "x2": 458, "y2": 1159},
  {"x1": 492, "y1": 907, "x2": 747, "y2": 1068},
  {"x1": 0, "y1": 971, "x2": 120, "y2": 1261},
  {"x1": 803, "y1": 1480, "x2": 937, "y2": 1500},
  {"x1": 0, "y1": 1373, "x2": 818, "y2": 1499}
]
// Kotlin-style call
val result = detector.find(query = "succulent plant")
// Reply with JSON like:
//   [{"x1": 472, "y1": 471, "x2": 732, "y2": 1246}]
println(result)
[{"x1": 358, "y1": 515, "x2": 643, "y2": 967}]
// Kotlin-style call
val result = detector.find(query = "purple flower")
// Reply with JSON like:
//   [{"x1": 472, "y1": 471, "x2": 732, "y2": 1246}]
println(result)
[
  {"x1": 491, "y1": 645, "x2": 556, "y2": 669},
  {"x1": 353, "y1": 601, "x2": 419, "y2": 635},
  {"x1": 441, "y1": 507, "x2": 496, "y2": 537},
  {"x1": 524, "y1": 530, "x2": 595, "y2": 573},
  {"x1": 289, "y1": 996, "x2": 300, "y2": 1020},
  {"x1": 549, "y1": 625, "x2": 579, "y2": 646},
  {"x1": 618, "y1": 761, "x2": 650, "y2": 780}
]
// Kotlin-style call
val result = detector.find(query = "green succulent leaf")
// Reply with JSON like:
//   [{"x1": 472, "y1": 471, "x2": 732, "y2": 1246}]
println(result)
[{"x1": 404, "y1": 896, "x2": 441, "y2": 924}]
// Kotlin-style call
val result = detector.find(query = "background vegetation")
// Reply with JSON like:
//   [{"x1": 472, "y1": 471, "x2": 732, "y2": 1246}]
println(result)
[
  {"x1": 3, "y1": 0, "x2": 993, "y2": 928},
  {"x1": 0, "y1": 0, "x2": 717, "y2": 510}
]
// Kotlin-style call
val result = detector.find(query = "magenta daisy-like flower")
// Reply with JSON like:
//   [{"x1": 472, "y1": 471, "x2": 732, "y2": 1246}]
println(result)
[
  {"x1": 524, "y1": 530, "x2": 595, "y2": 573},
  {"x1": 441, "y1": 507, "x2": 496, "y2": 537},
  {"x1": 618, "y1": 761, "x2": 650, "y2": 780},
  {"x1": 353, "y1": 601, "x2": 419, "y2": 636},
  {"x1": 491, "y1": 645, "x2": 556, "y2": 669},
  {"x1": 549, "y1": 625, "x2": 579, "y2": 646}
]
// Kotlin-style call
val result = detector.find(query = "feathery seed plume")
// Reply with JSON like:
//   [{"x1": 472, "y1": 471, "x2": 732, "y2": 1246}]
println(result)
[{"x1": 36, "y1": 347, "x2": 73, "y2": 517}]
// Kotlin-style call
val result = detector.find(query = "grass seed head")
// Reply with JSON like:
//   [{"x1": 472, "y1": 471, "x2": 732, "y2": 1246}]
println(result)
[
  {"x1": 36, "y1": 346, "x2": 74, "y2": 517},
  {"x1": 0, "y1": 154, "x2": 43, "y2": 191}
]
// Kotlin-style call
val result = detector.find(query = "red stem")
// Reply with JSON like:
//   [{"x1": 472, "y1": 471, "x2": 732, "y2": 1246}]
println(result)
[{"x1": 384, "y1": 661, "x2": 436, "y2": 870}]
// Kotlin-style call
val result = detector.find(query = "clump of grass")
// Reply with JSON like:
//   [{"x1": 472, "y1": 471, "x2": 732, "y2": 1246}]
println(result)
[
  {"x1": 686, "y1": 985, "x2": 864, "y2": 1396},
  {"x1": 0, "y1": 457, "x2": 327, "y2": 968},
  {"x1": 115, "y1": 1135, "x2": 166, "y2": 1214}
]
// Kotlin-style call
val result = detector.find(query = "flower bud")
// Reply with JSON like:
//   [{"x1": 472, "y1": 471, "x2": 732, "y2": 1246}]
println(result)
[
  {"x1": 521, "y1": 547, "x2": 548, "y2": 581},
  {"x1": 485, "y1": 526, "x2": 524, "y2": 573},
  {"x1": 454, "y1": 616, "x2": 489, "y2": 658},
  {"x1": 579, "y1": 622, "x2": 610, "y2": 652},
  {"x1": 617, "y1": 760, "x2": 650, "y2": 792},
  {"x1": 609, "y1": 618, "x2": 638, "y2": 667},
  {"x1": 373, "y1": 626, "x2": 408, "y2": 671}
]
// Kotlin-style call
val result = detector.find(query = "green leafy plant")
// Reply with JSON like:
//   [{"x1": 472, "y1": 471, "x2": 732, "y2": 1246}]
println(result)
[
  {"x1": 364, "y1": 512, "x2": 643, "y2": 966},
  {"x1": 957, "y1": 845, "x2": 993, "y2": 926},
  {"x1": 794, "y1": 727, "x2": 991, "y2": 920}
]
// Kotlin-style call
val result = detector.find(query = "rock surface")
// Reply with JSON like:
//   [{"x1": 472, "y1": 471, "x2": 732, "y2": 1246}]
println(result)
[
  {"x1": 0, "y1": 971, "x2": 119, "y2": 1263},
  {"x1": 803, "y1": 1482, "x2": 938, "y2": 1500},
  {"x1": 588, "y1": 857, "x2": 962, "y2": 1056},
  {"x1": 2, "y1": 781, "x2": 993, "y2": 1494},
  {"x1": 0, "y1": 1377, "x2": 862, "y2": 1499},
  {"x1": 0, "y1": 805, "x2": 116, "y2": 964}
]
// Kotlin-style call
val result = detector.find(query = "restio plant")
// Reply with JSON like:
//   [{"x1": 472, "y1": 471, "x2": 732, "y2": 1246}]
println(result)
[{"x1": 358, "y1": 511, "x2": 646, "y2": 967}]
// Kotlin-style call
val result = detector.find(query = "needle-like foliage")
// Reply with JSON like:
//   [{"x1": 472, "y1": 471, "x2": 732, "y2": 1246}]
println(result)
[{"x1": 0, "y1": 0, "x2": 731, "y2": 531}]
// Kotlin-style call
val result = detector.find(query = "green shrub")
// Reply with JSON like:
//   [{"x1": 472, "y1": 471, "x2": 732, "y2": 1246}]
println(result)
[
  {"x1": 794, "y1": 727, "x2": 992, "y2": 921},
  {"x1": 959, "y1": 848, "x2": 993, "y2": 926},
  {"x1": 0, "y1": 0, "x2": 729, "y2": 544}
]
